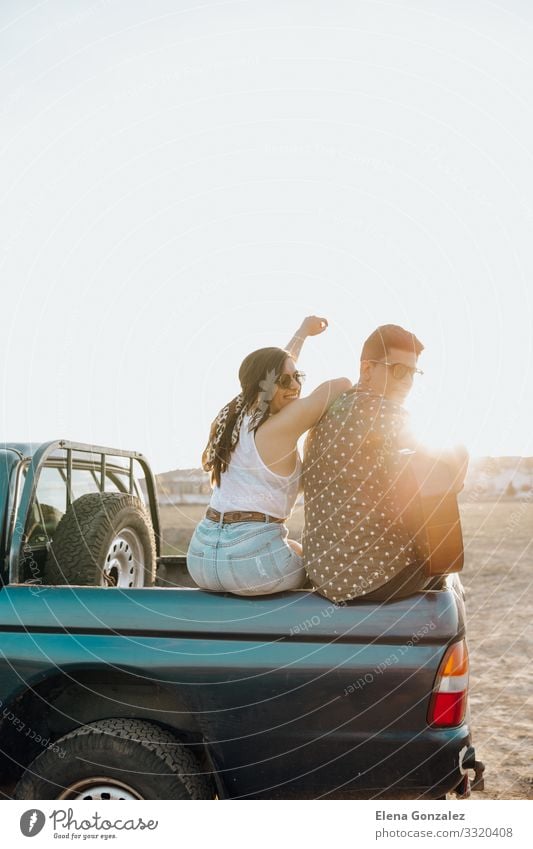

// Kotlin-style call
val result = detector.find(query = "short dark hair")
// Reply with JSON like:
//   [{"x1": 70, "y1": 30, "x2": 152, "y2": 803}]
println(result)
[{"x1": 361, "y1": 324, "x2": 424, "y2": 361}]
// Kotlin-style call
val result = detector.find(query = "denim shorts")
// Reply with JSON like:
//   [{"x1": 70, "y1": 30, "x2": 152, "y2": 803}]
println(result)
[{"x1": 186, "y1": 518, "x2": 305, "y2": 596}]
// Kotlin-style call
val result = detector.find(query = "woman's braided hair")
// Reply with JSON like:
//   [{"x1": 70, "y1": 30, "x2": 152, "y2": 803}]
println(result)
[{"x1": 202, "y1": 347, "x2": 290, "y2": 487}]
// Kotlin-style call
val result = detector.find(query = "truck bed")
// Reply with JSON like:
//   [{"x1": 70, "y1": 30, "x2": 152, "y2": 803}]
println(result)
[
  {"x1": 0, "y1": 582, "x2": 467, "y2": 798},
  {"x1": 0, "y1": 582, "x2": 464, "y2": 641}
]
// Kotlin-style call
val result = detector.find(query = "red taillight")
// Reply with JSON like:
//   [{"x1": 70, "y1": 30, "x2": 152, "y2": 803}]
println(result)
[
  {"x1": 430, "y1": 692, "x2": 467, "y2": 726},
  {"x1": 428, "y1": 640, "x2": 469, "y2": 728}
]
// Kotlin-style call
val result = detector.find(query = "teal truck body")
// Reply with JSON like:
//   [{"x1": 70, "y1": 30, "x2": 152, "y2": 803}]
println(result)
[{"x1": 0, "y1": 442, "x2": 482, "y2": 800}]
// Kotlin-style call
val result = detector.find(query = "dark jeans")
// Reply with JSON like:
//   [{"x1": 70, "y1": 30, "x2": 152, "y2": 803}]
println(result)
[{"x1": 359, "y1": 561, "x2": 430, "y2": 603}]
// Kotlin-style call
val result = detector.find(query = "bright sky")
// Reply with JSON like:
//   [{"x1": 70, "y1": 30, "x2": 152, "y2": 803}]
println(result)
[{"x1": 1, "y1": 0, "x2": 532, "y2": 472}]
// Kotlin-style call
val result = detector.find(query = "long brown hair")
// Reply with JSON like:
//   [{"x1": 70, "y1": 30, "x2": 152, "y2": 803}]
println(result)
[{"x1": 202, "y1": 347, "x2": 290, "y2": 487}]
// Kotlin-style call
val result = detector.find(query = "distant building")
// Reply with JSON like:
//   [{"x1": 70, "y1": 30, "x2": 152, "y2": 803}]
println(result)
[
  {"x1": 147, "y1": 457, "x2": 533, "y2": 505},
  {"x1": 155, "y1": 468, "x2": 211, "y2": 505},
  {"x1": 462, "y1": 457, "x2": 533, "y2": 500}
]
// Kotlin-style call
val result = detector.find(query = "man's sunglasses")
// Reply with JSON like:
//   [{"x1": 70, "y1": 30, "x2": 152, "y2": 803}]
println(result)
[
  {"x1": 367, "y1": 360, "x2": 424, "y2": 380},
  {"x1": 275, "y1": 371, "x2": 306, "y2": 389}
]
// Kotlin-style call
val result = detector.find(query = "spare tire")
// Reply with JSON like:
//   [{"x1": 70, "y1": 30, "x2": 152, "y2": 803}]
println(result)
[
  {"x1": 44, "y1": 493, "x2": 156, "y2": 587},
  {"x1": 14, "y1": 718, "x2": 214, "y2": 800}
]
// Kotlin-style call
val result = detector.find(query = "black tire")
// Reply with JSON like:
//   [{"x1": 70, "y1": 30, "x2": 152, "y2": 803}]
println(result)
[
  {"x1": 13, "y1": 718, "x2": 214, "y2": 800},
  {"x1": 26, "y1": 503, "x2": 64, "y2": 545},
  {"x1": 44, "y1": 493, "x2": 156, "y2": 587}
]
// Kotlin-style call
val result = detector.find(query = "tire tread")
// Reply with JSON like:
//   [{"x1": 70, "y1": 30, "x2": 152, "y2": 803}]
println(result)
[{"x1": 14, "y1": 718, "x2": 213, "y2": 800}]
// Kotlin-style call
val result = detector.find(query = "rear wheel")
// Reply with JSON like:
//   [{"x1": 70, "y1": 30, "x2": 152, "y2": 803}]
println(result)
[
  {"x1": 44, "y1": 493, "x2": 156, "y2": 586},
  {"x1": 14, "y1": 719, "x2": 214, "y2": 800}
]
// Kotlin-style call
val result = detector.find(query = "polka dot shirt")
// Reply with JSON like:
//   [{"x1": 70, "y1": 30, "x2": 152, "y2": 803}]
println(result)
[{"x1": 302, "y1": 388, "x2": 419, "y2": 602}]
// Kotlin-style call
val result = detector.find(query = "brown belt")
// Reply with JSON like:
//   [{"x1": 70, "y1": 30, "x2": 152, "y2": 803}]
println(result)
[{"x1": 206, "y1": 507, "x2": 286, "y2": 525}]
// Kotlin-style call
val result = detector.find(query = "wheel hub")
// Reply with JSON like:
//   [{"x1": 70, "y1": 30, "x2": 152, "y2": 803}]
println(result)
[
  {"x1": 58, "y1": 777, "x2": 143, "y2": 800},
  {"x1": 102, "y1": 528, "x2": 145, "y2": 588}
]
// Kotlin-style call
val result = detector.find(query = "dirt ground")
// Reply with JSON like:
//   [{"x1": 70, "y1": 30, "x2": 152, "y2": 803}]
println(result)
[
  {"x1": 161, "y1": 500, "x2": 533, "y2": 800},
  {"x1": 454, "y1": 501, "x2": 532, "y2": 800}
]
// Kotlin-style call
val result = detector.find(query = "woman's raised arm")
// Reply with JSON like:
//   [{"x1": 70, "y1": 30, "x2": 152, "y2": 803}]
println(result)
[
  {"x1": 268, "y1": 377, "x2": 353, "y2": 441},
  {"x1": 284, "y1": 315, "x2": 328, "y2": 362}
]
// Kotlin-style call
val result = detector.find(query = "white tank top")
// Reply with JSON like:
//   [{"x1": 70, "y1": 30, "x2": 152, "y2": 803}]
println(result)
[{"x1": 210, "y1": 414, "x2": 301, "y2": 519}]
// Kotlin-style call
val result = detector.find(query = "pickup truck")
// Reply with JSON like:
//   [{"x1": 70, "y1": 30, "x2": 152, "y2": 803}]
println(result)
[{"x1": 0, "y1": 440, "x2": 483, "y2": 800}]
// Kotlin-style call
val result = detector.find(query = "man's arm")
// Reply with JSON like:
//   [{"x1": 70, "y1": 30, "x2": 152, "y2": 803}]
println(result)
[
  {"x1": 284, "y1": 315, "x2": 328, "y2": 361},
  {"x1": 397, "y1": 420, "x2": 469, "y2": 492},
  {"x1": 395, "y1": 414, "x2": 469, "y2": 491}
]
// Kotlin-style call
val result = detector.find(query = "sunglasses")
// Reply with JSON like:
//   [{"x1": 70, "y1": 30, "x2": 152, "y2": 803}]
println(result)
[
  {"x1": 275, "y1": 371, "x2": 306, "y2": 389},
  {"x1": 367, "y1": 360, "x2": 424, "y2": 380}
]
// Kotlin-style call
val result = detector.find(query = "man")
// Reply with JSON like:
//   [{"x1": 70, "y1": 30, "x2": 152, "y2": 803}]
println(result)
[{"x1": 302, "y1": 324, "x2": 430, "y2": 603}]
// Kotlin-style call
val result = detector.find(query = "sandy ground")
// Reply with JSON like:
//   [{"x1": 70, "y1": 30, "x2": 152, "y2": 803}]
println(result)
[
  {"x1": 455, "y1": 502, "x2": 532, "y2": 800},
  {"x1": 161, "y1": 500, "x2": 533, "y2": 800}
]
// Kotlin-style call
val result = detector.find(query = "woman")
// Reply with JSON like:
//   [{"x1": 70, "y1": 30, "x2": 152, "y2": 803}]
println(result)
[{"x1": 187, "y1": 316, "x2": 352, "y2": 595}]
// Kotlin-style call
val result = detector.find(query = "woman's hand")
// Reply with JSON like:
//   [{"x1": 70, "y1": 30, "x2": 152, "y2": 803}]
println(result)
[
  {"x1": 285, "y1": 316, "x2": 328, "y2": 361},
  {"x1": 300, "y1": 316, "x2": 328, "y2": 337}
]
